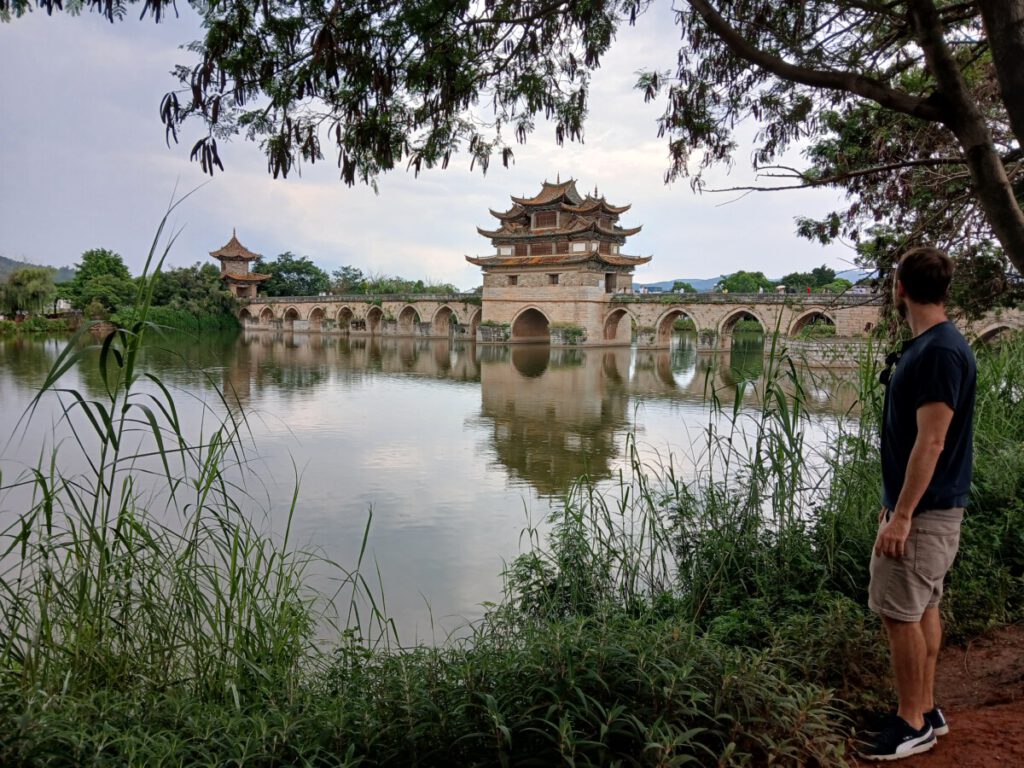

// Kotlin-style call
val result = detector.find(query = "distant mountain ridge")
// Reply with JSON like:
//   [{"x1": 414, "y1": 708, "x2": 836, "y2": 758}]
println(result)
[
  {"x1": 636, "y1": 269, "x2": 871, "y2": 293},
  {"x1": 0, "y1": 255, "x2": 76, "y2": 283}
]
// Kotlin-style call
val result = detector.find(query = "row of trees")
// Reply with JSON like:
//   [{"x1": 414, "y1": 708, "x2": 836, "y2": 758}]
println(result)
[
  {"x1": 714, "y1": 265, "x2": 852, "y2": 295},
  {"x1": 0, "y1": 266, "x2": 57, "y2": 316},
  {"x1": 253, "y1": 253, "x2": 460, "y2": 297}
]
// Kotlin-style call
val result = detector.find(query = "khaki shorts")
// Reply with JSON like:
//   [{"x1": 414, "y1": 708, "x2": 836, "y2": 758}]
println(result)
[{"x1": 868, "y1": 508, "x2": 963, "y2": 622}]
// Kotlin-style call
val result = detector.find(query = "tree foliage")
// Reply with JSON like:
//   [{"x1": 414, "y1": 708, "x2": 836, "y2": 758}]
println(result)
[
  {"x1": 254, "y1": 252, "x2": 330, "y2": 297},
  {"x1": 1, "y1": 266, "x2": 56, "y2": 315},
  {"x1": 716, "y1": 270, "x2": 773, "y2": 294},
  {"x1": 7, "y1": 0, "x2": 1024, "y2": 291},
  {"x1": 64, "y1": 248, "x2": 136, "y2": 312},
  {"x1": 672, "y1": 280, "x2": 697, "y2": 293},
  {"x1": 150, "y1": 262, "x2": 238, "y2": 315}
]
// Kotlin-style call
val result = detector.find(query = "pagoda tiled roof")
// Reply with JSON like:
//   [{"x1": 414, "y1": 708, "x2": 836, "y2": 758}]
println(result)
[
  {"x1": 465, "y1": 252, "x2": 651, "y2": 268},
  {"x1": 221, "y1": 271, "x2": 271, "y2": 282},
  {"x1": 477, "y1": 218, "x2": 642, "y2": 239},
  {"x1": 563, "y1": 196, "x2": 631, "y2": 215},
  {"x1": 510, "y1": 179, "x2": 584, "y2": 207},
  {"x1": 210, "y1": 231, "x2": 260, "y2": 261}
]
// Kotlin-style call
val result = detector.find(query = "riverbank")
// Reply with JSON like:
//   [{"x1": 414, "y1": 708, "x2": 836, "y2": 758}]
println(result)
[{"x1": 0, "y1": 311, "x2": 1021, "y2": 764}]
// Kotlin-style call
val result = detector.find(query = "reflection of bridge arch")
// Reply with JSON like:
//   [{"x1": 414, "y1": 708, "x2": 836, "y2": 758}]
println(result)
[
  {"x1": 283, "y1": 306, "x2": 301, "y2": 330},
  {"x1": 603, "y1": 307, "x2": 635, "y2": 343},
  {"x1": 399, "y1": 305, "x2": 420, "y2": 332},
  {"x1": 975, "y1": 323, "x2": 1013, "y2": 345},
  {"x1": 788, "y1": 309, "x2": 835, "y2": 337},
  {"x1": 367, "y1": 306, "x2": 384, "y2": 335},
  {"x1": 432, "y1": 305, "x2": 459, "y2": 336},
  {"x1": 654, "y1": 308, "x2": 698, "y2": 345},
  {"x1": 718, "y1": 308, "x2": 766, "y2": 336},
  {"x1": 259, "y1": 307, "x2": 275, "y2": 326},
  {"x1": 511, "y1": 306, "x2": 550, "y2": 343},
  {"x1": 308, "y1": 306, "x2": 326, "y2": 331},
  {"x1": 337, "y1": 306, "x2": 354, "y2": 328}
]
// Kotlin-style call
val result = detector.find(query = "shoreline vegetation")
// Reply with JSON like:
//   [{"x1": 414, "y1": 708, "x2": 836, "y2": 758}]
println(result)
[{"x1": 1, "y1": 229, "x2": 1022, "y2": 765}]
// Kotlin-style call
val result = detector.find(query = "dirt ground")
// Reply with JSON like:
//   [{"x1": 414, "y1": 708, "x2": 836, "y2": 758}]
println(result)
[{"x1": 851, "y1": 623, "x2": 1024, "y2": 767}]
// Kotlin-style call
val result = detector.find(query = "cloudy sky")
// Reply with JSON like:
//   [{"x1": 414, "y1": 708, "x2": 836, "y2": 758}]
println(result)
[{"x1": 0, "y1": 3, "x2": 859, "y2": 290}]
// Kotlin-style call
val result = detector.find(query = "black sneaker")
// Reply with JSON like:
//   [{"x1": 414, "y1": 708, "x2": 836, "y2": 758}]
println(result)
[
  {"x1": 925, "y1": 706, "x2": 949, "y2": 737},
  {"x1": 857, "y1": 717, "x2": 935, "y2": 761}
]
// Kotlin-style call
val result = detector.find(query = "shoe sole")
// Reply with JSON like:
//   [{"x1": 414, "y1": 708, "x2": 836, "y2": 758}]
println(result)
[
  {"x1": 932, "y1": 724, "x2": 949, "y2": 737},
  {"x1": 858, "y1": 736, "x2": 936, "y2": 761}
]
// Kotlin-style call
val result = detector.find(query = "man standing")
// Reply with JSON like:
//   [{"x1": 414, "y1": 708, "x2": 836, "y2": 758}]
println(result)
[{"x1": 859, "y1": 247, "x2": 977, "y2": 762}]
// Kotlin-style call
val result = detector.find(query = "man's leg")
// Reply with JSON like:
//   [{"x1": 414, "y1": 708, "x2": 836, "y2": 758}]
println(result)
[
  {"x1": 882, "y1": 616, "x2": 927, "y2": 730},
  {"x1": 921, "y1": 605, "x2": 942, "y2": 711}
]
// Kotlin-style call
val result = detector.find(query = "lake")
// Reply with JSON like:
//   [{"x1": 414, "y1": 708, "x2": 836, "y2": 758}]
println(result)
[{"x1": 0, "y1": 330, "x2": 859, "y2": 642}]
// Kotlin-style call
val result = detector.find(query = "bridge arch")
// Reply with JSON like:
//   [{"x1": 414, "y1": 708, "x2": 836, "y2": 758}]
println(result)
[
  {"x1": 718, "y1": 308, "x2": 767, "y2": 337},
  {"x1": 399, "y1": 305, "x2": 421, "y2": 333},
  {"x1": 467, "y1": 308, "x2": 482, "y2": 339},
  {"x1": 975, "y1": 323, "x2": 1013, "y2": 345},
  {"x1": 602, "y1": 307, "x2": 635, "y2": 343},
  {"x1": 259, "y1": 307, "x2": 275, "y2": 326},
  {"x1": 654, "y1": 308, "x2": 699, "y2": 345},
  {"x1": 336, "y1": 306, "x2": 355, "y2": 330},
  {"x1": 239, "y1": 307, "x2": 255, "y2": 326},
  {"x1": 308, "y1": 306, "x2": 326, "y2": 332},
  {"x1": 511, "y1": 306, "x2": 550, "y2": 343},
  {"x1": 366, "y1": 306, "x2": 384, "y2": 335},
  {"x1": 282, "y1": 306, "x2": 301, "y2": 330},
  {"x1": 432, "y1": 305, "x2": 460, "y2": 336},
  {"x1": 788, "y1": 309, "x2": 836, "y2": 337}
]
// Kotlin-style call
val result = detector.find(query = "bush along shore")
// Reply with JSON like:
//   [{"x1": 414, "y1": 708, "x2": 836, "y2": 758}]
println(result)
[{"x1": 1, "y1": 222, "x2": 1022, "y2": 765}]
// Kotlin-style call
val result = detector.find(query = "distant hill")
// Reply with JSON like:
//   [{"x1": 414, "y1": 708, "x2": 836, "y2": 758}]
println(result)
[
  {"x1": 636, "y1": 269, "x2": 872, "y2": 293},
  {"x1": 0, "y1": 255, "x2": 76, "y2": 283}
]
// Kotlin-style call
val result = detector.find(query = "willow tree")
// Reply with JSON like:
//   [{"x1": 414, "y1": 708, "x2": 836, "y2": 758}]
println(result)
[{"x1": 5, "y1": 0, "x2": 1023, "y2": 277}]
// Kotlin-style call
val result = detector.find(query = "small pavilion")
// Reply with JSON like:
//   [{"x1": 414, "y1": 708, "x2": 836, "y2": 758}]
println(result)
[{"x1": 210, "y1": 230, "x2": 269, "y2": 298}]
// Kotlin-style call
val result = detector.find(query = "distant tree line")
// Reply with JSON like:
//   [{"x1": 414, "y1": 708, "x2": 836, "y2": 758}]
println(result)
[
  {"x1": 252, "y1": 252, "x2": 459, "y2": 297},
  {"x1": 713, "y1": 265, "x2": 853, "y2": 295}
]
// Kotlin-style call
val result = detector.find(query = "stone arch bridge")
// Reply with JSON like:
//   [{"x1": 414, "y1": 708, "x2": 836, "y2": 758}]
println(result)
[{"x1": 240, "y1": 292, "x2": 1022, "y2": 349}]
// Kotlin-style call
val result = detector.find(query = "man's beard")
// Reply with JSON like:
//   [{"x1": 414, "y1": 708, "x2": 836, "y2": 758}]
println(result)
[{"x1": 895, "y1": 297, "x2": 908, "y2": 320}]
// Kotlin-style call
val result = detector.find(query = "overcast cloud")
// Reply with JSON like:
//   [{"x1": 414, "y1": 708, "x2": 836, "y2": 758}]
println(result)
[{"x1": 0, "y1": 3, "x2": 857, "y2": 289}]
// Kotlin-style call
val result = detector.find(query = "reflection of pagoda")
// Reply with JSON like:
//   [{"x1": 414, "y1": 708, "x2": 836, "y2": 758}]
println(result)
[
  {"x1": 467, "y1": 179, "x2": 651, "y2": 344},
  {"x1": 210, "y1": 230, "x2": 270, "y2": 298},
  {"x1": 468, "y1": 178, "x2": 649, "y2": 289}
]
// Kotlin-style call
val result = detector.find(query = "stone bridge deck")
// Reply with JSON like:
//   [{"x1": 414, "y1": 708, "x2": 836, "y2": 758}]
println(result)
[{"x1": 240, "y1": 291, "x2": 1021, "y2": 349}]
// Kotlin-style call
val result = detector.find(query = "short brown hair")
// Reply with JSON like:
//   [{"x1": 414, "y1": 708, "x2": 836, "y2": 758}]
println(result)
[{"x1": 897, "y1": 246, "x2": 954, "y2": 304}]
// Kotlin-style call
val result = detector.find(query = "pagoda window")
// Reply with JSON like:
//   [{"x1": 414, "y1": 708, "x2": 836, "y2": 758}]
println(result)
[
  {"x1": 507, "y1": 275, "x2": 519, "y2": 286},
  {"x1": 534, "y1": 211, "x2": 558, "y2": 229},
  {"x1": 514, "y1": 243, "x2": 529, "y2": 256},
  {"x1": 548, "y1": 273, "x2": 559, "y2": 285},
  {"x1": 556, "y1": 241, "x2": 569, "y2": 254},
  {"x1": 599, "y1": 241, "x2": 611, "y2": 254},
  {"x1": 606, "y1": 273, "x2": 616, "y2": 294},
  {"x1": 571, "y1": 242, "x2": 588, "y2": 253},
  {"x1": 498, "y1": 246, "x2": 513, "y2": 256},
  {"x1": 534, "y1": 243, "x2": 553, "y2": 255}
]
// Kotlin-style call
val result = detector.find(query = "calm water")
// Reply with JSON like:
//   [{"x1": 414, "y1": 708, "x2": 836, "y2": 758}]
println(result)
[{"x1": 0, "y1": 331, "x2": 858, "y2": 641}]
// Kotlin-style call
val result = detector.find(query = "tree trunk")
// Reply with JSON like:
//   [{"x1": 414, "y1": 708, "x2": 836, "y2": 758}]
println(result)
[
  {"x1": 909, "y1": 0, "x2": 1024, "y2": 275},
  {"x1": 977, "y1": 0, "x2": 1024, "y2": 152}
]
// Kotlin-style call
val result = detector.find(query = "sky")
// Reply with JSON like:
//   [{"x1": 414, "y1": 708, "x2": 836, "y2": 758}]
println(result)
[{"x1": 0, "y1": 3, "x2": 861, "y2": 291}]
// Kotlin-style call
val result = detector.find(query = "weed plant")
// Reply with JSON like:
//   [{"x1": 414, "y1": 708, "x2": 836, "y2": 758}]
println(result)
[{"x1": 1, "y1": 207, "x2": 1022, "y2": 767}]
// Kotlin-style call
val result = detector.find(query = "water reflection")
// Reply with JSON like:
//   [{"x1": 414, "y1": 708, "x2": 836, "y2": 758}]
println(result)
[{"x1": 2, "y1": 330, "x2": 861, "y2": 639}]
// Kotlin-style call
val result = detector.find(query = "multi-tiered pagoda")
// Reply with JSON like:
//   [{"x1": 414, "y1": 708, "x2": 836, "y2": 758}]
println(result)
[
  {"x1": 210, "y1": 230, "x2": 269, "y2": 299},
  {"x1": 468, "y1": 178, "x2": 649, "y2": 286},
  {"x1": 468, "y1": 179, "x2": 650, "y2": 344}
]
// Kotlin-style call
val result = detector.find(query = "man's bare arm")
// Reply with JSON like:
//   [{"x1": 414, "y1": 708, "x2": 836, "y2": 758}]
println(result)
[{"x1": 875, "y1": 401, "x2": 954, "y2": 558}]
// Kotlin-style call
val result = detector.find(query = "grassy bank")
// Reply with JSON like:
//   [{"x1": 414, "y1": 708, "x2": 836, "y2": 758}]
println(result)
[
  {"x1": 0, "y1": 317, "x2": 74, "y2": 335},
  {"x1": 1, "y1": 224, "x2": 1021, "y2": 765}
]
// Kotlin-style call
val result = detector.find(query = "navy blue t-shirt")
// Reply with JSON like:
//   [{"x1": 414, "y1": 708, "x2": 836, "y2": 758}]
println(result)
[{"x1": 881, "y1": 320, "x2": 976, "y2": 514}]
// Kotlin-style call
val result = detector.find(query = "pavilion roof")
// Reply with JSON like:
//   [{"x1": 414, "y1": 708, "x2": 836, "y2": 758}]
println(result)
[
  {"x1": 465, "y1": 251, "x2": 651, "y2": 268},
  {"x1": 210, "y1": 230, "x2": 260, "y2": 261},
  {"x1": 220, "y1": 271, "x2": 271, "y2": 282},
  {"x1": 510, "y1": 179, "x2": 584, "y2": 207},
  {"x1": 477, "y1": 217, "x2": 642, "y2": 240}
]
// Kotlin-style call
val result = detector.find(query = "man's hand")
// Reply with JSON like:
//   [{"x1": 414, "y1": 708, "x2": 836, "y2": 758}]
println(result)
[{"x1": 875, "y1": 513, "x2": 912, "y2": 558}]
